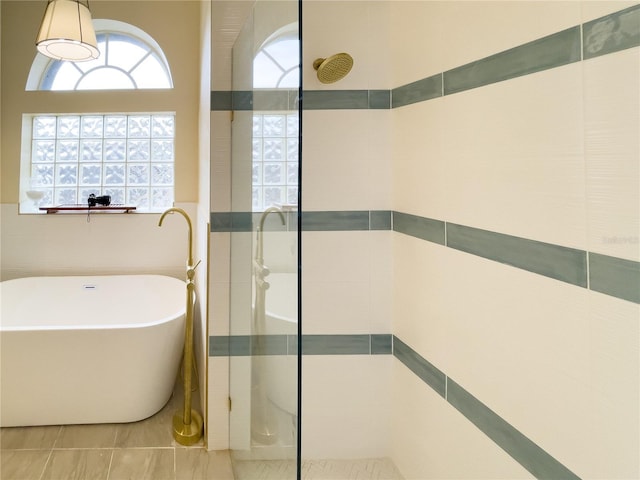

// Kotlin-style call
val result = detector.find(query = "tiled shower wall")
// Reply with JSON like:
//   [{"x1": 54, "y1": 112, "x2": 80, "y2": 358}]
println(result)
[
  {"x1": 389, "y1": 2, "x2": 639, "y2": 479},
  {"x1": 208, "y1": 1, "x2": 639, "y2": 478}
]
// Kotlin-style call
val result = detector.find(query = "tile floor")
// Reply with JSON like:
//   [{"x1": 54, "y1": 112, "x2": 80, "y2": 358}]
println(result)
[
  {"x1": 233, "y1": 458, "x2": 404, "y2": 480},
  {"x1": 1, "y1": 389, "x2": 404, "y2": 480},
  {"x1": 0, "y1": 390, "x2": 234, "y2": 480}
]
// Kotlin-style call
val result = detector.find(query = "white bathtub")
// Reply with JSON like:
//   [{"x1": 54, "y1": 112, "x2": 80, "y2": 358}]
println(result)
[
  {"x1": 261, "y1": 273, "x2": 297, "y2": 416},
  {"x1": 0, "y1": 274, "x2": 186, "y2": 427}
]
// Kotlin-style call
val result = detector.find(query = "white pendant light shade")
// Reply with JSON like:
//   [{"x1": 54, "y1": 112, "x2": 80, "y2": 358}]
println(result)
[{"x1": 36, "y1": 0, "x2": 99, "y2": 62}]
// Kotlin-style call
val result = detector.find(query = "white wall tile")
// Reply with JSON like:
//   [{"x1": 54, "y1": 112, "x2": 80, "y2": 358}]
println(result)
[
  {"x1": 302, "y1": 110, "x2": 389, "y2": 211},
  {"x1": 210, "y1": 111, "x2": 232, "y2": 212},
  {"x1": 584, "y1": 48, "x2": 640, "y2": 261},
  {"x1": 391, "y1": 362, "x2": 534, "y2": 480},
  {"x1": 396, "y1": 63, "x2": 588, "y2": 250},
  {"x1": 0, "y1": 203, "x2": 196, "y2": 281},
  {"x1": 394, "y1": 230, "x2": 639, "y2": 478},
  {"x1": 390, "y1": 1, "x2": 581, "y2": 88},
  {"x1": 207, "y1": 357, "x2": 230, "y2": 450},
  {"x1": 302, "y1": 355, "x2": 392, "y2": 459},
  {"x1": 302, "y1": 281, "x2": 370, "y2": 335},
  {"x1": 303, "y1": 1, "x2": 391, "y2": 90},
  {"x1": 585, "y1": 291, "x2": 640, "y2": 479},
  {"x1": 302, "y1": 231, "x2": 371, "y2": 283}
]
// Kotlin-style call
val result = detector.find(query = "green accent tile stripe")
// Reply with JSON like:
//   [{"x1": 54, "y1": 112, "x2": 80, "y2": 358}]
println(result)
[
  {"x1": 210, "y1": 333, "x2": 581, "y2": 477},
  {"x1": 369, "y1": 90, "x2": 391, "y2": 109},
  {"x1": 303, "y1": 90, "x2": 370, "y2": 110},
  {"x1": 443, "y1": 26, "x2": 581, "y2": 95},
  {"x1": 447, "y1": 223, "x2": 588, "y2": 288},
  {"x1": 393, "y1": 336, "x2": 580, "y2": 479},
  {"x1": 210, "y1": 334, "x2": 392, "y2": 356},
  {"x1": 589, "y1": 252, "x2": 640, "y2": 304},
  {"x1": 212, "y1": 211, "x2": 392, "y2": 232},
  {"x1": 301, "y1": 211, "x2": 370, "y2": 231},
  {"x1": 392, "y1": 211, "x2": 446, "y2": 245},
  {"x1": 212, "y1": 210, "x2": 638, "y2": 303},
  {"x1": 370, "y1": 210, "x2": 392, "y2": 230},
  {"x1": 231, "y1": 91, "x2": 253, "y2": 111},
  {"x1": 446, "y1": 378, "x2": 581, "y2": 480},
  {"x1": 211, "y1": 91, "x2": 232, "y2": 111},
  {"x1": 209, "y1": 335, "x2": 251, "y2": 357},
  {"x1": 287, "y1": 334, "x2": 298, "y2": 354},
  {"x1": 392, "y1": 74, "x2": 442, "y2": 108},
  {"x1": 371, "y1": 334, "x2": 393, "y2": 354},
  {"x1": 213, "y1": 7, "x2": 638, "y2": 112},
  {"x1": 583, "y1": 5, "x2": 640, "y2": 60},
  {"x1": 252, "y1": 335, "x2": 289, "y2": 356},
  {"x1": 302, "y1": 334, "x2": 370, "y2": 355},
  {"x1": 393, "y1": 336, "x2": 446, "y2": 398},
  {"x1": 210, "y1": 212, "x2": 253, "y2": 232},
  {"x1": 253, "y1": 90, "x2": 291, "y2": 111}
]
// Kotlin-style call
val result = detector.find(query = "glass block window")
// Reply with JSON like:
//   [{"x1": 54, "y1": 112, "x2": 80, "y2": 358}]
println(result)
[
  {"x1": 252, "y1": 113, "x2": 298, "y2": 211},
  {"x1": 22, "y1": 113, "x2": 175, "y2": 213},
  {"x1": 252, "y1": 23, "x2": 299, "y2": 211}
]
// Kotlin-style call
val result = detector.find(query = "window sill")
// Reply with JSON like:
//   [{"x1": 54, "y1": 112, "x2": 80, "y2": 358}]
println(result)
[{"x1": 39, "y1": 205, "x2": 137, "y2": 214}]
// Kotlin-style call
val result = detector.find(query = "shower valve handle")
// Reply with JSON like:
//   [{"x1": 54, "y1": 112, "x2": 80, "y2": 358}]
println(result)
[{"x1": 186, "y1": 260, "x2": 201, "y2": 280}]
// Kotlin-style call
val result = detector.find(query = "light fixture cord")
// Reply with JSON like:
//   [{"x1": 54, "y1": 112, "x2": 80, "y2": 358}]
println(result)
[{"x1": 76, "y1": 0, "x2": 83, "y2": 43}]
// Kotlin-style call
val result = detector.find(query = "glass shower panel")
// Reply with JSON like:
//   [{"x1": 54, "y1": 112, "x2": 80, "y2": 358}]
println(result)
[{"x1": 229, "y1": 1, "x2": 300, "y2": 479}]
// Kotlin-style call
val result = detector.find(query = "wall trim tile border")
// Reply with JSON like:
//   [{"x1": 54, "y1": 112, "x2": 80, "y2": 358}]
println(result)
[
  {"x1": 209, "y1": 334, "x2": 392, "y2": 356},
  {"x1": 392, "y1": 336, "x2": 582, "y2": 480},
  {"x1": 443, "y1": 26, "x2": 581, "y2": 95},
  {"x1": 211, "y1": 210, "x2": 391, "y2": 232},
  {"x1": 395, "y1": 212, "x2": 638, "y2": 303},
  {"x1": 589, "y1": 252, "x2": 640, "y2": 304},
  {"x1": 209, "y1": 333, "x2": 581, "y2": 478},
  {"x1": 211, "y1": 210, "x2": 640, "y2": 304},
  {"x1": 583, "y1": 5, "x2": 640, "y2": 60},
  {"x1": 211, "y1": 5, "x2": 640, "y2": 112},
  {"x1": 446, "y1": 223, "x2": 588, "y2": 288}
]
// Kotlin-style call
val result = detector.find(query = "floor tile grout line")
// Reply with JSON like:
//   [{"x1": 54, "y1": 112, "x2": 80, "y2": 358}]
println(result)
[
  {"x1": 105, "y1": 449, "x2": 115, "y2": 480},
  {"x1": 37, "y1": 448, "x2": 55, "y2": 480},
  {"x1": 50, "y1": 425, "x2": 63, "y2": 450}
]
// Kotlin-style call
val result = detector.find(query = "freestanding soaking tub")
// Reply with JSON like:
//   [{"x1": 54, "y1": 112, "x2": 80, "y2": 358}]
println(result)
[
  {"x1": 0, "y1": 274, "x2": 186, "y2": 427},
  {"x1": 261, "y1": 272, "x2": 298, "y2": 416}
]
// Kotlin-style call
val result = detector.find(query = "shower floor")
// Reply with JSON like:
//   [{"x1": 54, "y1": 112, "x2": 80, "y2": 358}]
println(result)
[{"x1": 233, "y1": 457, "x2": 404, "y2": 480}]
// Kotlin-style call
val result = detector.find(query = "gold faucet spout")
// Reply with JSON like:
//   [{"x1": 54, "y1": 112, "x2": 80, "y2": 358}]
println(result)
[
  {"x1": 256, "y1": 206, "x2": 286, "y2": 266},
  {"x1": 158, "y1": 207, "x2": 194, "y2": 268},
  {"x1": 158, "y1": 206, "x2": 203, "y2": 445}
]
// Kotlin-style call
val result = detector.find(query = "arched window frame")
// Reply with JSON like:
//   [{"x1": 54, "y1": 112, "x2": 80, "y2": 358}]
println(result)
[
  {"x1": 26, "y1": 19, "x2": 173, "y2": 91},
  {"x1": 253, "y1": 24, "x2": 299, "y2": 90},
  {"x1": 20, "y1": 20, "x2": 176, "y2": 214}
]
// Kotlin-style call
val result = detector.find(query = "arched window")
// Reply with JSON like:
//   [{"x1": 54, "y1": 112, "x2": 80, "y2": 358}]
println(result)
[
  {"x1": 20, "y1": 20, "x2": 176, "y2": 213},
  {"x1": 253, "y1": 26, "x2": 299, "y2": 89},
  {"x1": 252, "y1": 25, "x2": 299, "y2": 211},
  {"x1": 26, "y1": 20, "x2": 173, "y2": 91}
]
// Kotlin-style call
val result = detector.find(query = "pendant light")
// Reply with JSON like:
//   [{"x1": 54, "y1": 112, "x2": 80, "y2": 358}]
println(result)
[{"x1": 36, "y1": 0, "x2": 99, "y2": 62}]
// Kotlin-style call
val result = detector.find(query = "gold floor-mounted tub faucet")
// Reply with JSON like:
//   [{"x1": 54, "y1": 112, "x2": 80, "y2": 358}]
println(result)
[{"x1": 158, "y1": 207, "x2": 203, "y2": 446}]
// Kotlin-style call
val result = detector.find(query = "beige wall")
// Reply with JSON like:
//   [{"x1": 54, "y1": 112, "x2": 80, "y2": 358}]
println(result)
[
  {"x1": 0, "y1": 1, "x2": 202, "y2": 282},
  {"x1": 1, "y1": 0, "x2": 211, "y2": 444},
  {"x1": 0, "y1": 0, "x2": 200, "y2": 203}
]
